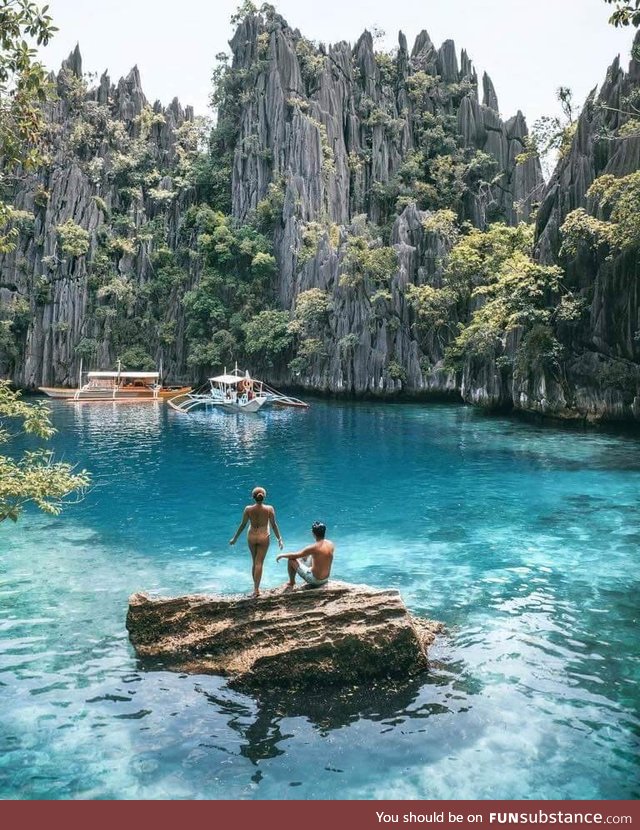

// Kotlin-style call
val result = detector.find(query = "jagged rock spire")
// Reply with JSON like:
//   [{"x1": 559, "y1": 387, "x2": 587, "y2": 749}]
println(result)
[
  {"x1": 411, "y1": 29, "x2": 433, "y2": 57},
  {"x1": 482, "y1": 72, "x2": 499, "y2": 112},
  {"x1": 61, "y1": 44, "x2": 82, "y2": 77},
  {"x1": 436, "y1": 40, "x2": 459, "y2": 83}
]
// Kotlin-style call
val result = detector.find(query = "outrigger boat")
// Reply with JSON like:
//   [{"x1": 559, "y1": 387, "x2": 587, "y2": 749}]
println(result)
[
  {"x1": 167, "y1": 366, "x2": 308, "y2": 414},
  {"x1": 39, "y1": 361, "x2": 191, "y2": 403}
]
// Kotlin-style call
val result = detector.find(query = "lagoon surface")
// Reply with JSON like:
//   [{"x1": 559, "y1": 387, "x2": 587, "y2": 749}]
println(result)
[{"x1": 1, "y1": 399, "x2": 639, "y2": 799}]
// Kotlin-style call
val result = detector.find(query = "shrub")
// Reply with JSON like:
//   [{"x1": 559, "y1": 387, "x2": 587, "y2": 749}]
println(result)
[
  {"x1": 118, "y1": 346, "x2": 156, "y2": 371},
  {"x1": 243, "y1": 310, "x2": 294, "y2": 365},
  {"x1": 386, "y1": 360, "x2": 407, "y2": 382},
  {"x1": 295, "y1": 288, "x2": 331, "y2": 330},
  {"x1": 57, "y1": 220, "x2": 90, "y2": 257}
]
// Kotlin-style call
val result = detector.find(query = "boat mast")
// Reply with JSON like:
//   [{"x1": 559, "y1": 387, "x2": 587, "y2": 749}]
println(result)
[
  {"x1": 157, "y1": 356, "x2": 163, "y2": 400},
  {"x1": 74, "y1": 356, "x2": 83, "y2": 401},
  {"x1": 114, "y1": 358, "x2": 121, "y2": 399}
]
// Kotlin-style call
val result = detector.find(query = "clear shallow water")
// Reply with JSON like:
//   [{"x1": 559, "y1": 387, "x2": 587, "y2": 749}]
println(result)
[{"x1": 0, "y1": 399, "x2": 639, "y2": 800}]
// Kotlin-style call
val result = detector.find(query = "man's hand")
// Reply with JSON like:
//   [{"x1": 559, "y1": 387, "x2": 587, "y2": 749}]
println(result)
[
  {"x1": 229, "y1": 538, "x2": 236, "y2": 546},
  {"x1": 278, "y1": 538, "x2": 284, "y2": 550},
  {"x1": 276, "y1": 554, "x2": 284, "y2": 562}
]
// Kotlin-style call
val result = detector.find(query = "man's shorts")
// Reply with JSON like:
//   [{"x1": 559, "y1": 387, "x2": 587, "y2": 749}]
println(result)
[{"x1": 295, "y1": 558, "x2": 328, "y2": 588}]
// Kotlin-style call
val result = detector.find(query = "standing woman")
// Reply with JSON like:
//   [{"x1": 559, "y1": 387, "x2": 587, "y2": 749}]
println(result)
[{"x1": 229, "y1": 486, "x2": 284, "y2": 597}]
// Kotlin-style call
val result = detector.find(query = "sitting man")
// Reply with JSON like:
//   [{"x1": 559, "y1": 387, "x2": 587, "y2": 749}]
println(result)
[{"x1": 276, "y1": 521, "x2": 334, "y2": 590}]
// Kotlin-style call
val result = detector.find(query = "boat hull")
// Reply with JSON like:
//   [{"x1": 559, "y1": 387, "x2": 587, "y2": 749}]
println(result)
[
  {"x1": 223, "y1": 396, "x2": 267, "y2": 412},
  {"x1": 157, "y1": 386, "x2": 192, "y2": 399},
  {"x1": 168, "y1": 393, "x2": 269, "y2": 413},
  {"x1": 39, "y1": 387, "x2": 77, "y2": 399},
  {"x1": 39, "y1": 385, "x2": 192, "y2": 401}
]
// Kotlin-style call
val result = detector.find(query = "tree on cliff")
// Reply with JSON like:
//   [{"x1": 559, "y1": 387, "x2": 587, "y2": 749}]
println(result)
[
  {"x1": 604, "y1": 1, "x2": 640, "y2": 27},
  {"x1": 0, "y1": 0, "x2": 57, "y2": 250},
  {"x1": 517, "y1": 87, "x2": 580, "y2": 176},
  {"x1": 0, "y1": 3, "x2": 89, "y2": 524}
]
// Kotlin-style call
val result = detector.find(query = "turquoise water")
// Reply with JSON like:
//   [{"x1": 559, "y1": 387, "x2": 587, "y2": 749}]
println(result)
[{"x1": 0, "y1": 399, "x2": 639, "y2": 800}]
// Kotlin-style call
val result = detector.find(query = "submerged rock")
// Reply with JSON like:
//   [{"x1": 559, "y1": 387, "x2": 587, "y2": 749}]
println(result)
[{"x1": 126, "y1": 582, "x2": 442, "y2": 689}]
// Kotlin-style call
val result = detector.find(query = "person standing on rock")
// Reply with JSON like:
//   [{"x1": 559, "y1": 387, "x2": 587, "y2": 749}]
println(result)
[
  {"x1": 277, "y1": 521, "x2": 334, "y2": 590},
  {"x1": 229, "y1": 486, "x2": 284, "y2": 597}
]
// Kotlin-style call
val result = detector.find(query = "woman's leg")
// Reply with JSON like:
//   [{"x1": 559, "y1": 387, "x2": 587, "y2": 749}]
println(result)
[{"x1": 250, "y1": 538, "x2": 270, "y2": 596}]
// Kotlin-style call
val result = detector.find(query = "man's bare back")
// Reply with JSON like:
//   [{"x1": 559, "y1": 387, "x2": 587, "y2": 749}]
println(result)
[
  {"x1": 277, "y1": 522, "x2": 334, "y2": 589},
  {"x1": 301, "y1": 538, "x2": 334, "y2": 581}
]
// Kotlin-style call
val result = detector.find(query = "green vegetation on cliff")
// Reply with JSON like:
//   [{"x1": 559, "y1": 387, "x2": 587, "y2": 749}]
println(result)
[
  {"x1": 561, "y1": 172, "x2": 640, "y2": 258},
  {"x1": 406, "y1": 222, "x2": 580, "y2": 376}
]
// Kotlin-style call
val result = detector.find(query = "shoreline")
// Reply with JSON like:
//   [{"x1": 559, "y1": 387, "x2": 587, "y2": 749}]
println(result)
[{"x1": 16, "y1": 380, "x2": 640, "y2": 436}]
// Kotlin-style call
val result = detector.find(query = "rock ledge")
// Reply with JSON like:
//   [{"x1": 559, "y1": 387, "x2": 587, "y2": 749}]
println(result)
[{"x1": 126, "y1": 582, "x2": 441, "y2": 689}]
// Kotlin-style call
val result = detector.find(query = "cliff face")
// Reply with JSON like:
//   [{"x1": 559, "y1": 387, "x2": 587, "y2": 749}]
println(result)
[
  {"x1": 226, "y1": 12, "x2": 543, "y2": 395},
  {"x1": 0, "y1": 47, "x2": 198, "y2": 387},
  {"x1": 526, "y1": 30, "x2": 640, "y2": 421},
  {"x1": 0, "y1": 11, "x2": 543, "y2": 397},
  {"x1": 1, "y1": 11, "x2": 639, "y2": 424}
]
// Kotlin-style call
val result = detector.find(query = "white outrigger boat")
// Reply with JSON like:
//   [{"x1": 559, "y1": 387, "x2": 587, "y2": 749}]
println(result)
[{"x1": 167, "y1": 367, "x2": 308, "y2": 414}]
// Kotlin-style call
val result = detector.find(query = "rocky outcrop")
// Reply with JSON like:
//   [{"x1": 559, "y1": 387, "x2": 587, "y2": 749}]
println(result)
[
  {"x1": 221, "y1": 10, "x2": 544, "y2": 397},
  {"x1": 523, "y1": 30, "x2": 640, "y2": 422},
  {"x1": 0, "y1": 48, "x2": 197, "y2": 387},
  {"x1": 2, "y1": 10, "x2": 638, "y2": 423},
  {"x1": 126, "y1": 583, "x2": 442, "y2": 689},
  {"x1": 409, "y1": 33, "x2": 640, "y2": 422}
]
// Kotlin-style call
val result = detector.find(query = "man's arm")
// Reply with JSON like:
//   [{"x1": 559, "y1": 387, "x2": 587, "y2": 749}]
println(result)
[{"x1": 276, "y1": 543, "x2": 317, "y2": 562}]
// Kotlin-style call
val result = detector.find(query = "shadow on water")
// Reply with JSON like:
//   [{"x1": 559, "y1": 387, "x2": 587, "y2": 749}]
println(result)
[
  {"x1": 198, "y1": 676, "x2": 431, "y2": 764},
  {"x1": 129, "y1": 628, "x2": 485, "y2": 771},
  {"x1": 176, "y1": 649, "x2": 481, "y2": 767}
]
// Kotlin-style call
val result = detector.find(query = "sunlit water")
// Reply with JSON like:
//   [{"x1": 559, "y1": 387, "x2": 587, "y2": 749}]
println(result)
[{"x1": 1, "y1": 399, "x2": 638, "y2": 800}]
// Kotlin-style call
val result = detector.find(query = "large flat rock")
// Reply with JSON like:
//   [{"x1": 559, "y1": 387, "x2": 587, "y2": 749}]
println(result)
[{"x1": 126, "y1": 582, "x2": 442, "y2": 690}]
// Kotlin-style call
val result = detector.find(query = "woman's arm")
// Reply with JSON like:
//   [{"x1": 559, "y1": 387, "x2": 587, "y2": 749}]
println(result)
[
  {"x1": 269, "y1": 507, "x2": 284, "y2": 550},
  {"x1": 229, "y1": 509, "x2": 249, "y2": 545}
]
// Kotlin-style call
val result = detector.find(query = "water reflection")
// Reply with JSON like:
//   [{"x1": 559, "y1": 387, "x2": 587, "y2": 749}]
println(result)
[
  {"x1": 198, "y1": 677, "x2": 431, "y2": 764},
  {"x1": 68, "y1": 401, "x2": 163, "y2": 439},
  {"x1": 175, "y1": 407, "x2": 270, "y2": 451}
]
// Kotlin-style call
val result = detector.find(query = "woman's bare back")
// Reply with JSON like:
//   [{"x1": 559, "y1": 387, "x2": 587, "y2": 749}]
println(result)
[{"x1": 246, "y1": 503, "x2": 273, "y2": 532}]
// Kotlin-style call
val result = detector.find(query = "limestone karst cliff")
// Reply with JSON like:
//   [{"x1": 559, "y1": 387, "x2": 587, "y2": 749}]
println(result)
[
  {"x1": 223, "y1": 11, "x2": 544, "y2": 395},
  {"x1": 1, "y1": 8, "x2": 639, "y2": 423},
  {"x1": 0, "y1": 46, "x2": 199, "y2": 388},
  {"x1": 529, "y1": 31, "x2": 640, "y2": 421}
]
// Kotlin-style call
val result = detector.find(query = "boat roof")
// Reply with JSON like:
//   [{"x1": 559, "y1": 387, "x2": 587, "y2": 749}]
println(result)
[
  {"x1": 87, "y1": 371, "x2": 160, "y2": 379},
  {"x1": 210, "y1": 373, "x2": 253, "y2": 384}
]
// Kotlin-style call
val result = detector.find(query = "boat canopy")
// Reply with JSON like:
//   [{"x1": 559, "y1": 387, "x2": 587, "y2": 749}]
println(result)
[
  {"x1": 87, "y1": 371, "x2": 160, "y2": 380},
  {"x1": 209, "y1": 373, "x2": 252, "y2": 385}
]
